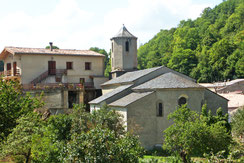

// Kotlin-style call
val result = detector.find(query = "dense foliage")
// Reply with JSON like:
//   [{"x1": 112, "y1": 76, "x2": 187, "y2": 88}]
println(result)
[
  {"x1": 32, "y1": 105, "x2": 144, "y2": 162},
  {"x1": 1, "y1": 113, "x2": 43, "y2": 162},
  {"x1": 163, "y1": 105, "x2": 232, "y2": 163},
  {"x1": 90, "y1": 47, "x2": 111, "y2": 77},
  {"x1": 1, "y1": 104, "x2": 144, "y2": 162},
  {"x1": 231, "y1": 106, "x2": 244, "y2": 138},
  {"x1": 0, "y1": 79, "x2": 43, "y2": 141},
  {"x1": 138, "y1": 0, "x2": 244, "y2": 82}
]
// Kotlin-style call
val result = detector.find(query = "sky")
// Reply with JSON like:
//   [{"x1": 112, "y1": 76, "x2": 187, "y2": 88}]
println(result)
[{"x1": 0, "y1": 0, "x2": 223, "y2": 52}]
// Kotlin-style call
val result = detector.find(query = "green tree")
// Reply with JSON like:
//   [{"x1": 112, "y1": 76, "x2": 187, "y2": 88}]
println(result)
[
  {"x1": 0, "y1": 113, "x2": 43, "y2": 163},
  {"x1": 89, "y1": 47, "x2": 111, "y2": 77},
  {"x1": 64, "y1": 105, "x2": 144, "y2": 162},
  {"x1": 137, "y1": 0, "x2": 244, "y2": 82},
  {"x1": 31, "y1": 105, "x2": 144, "y2": 162},
  {"x1": 231, "y1": 106, "x2": 244, "y2": 138},
  {"x1": 167, "y1": 48, "x2": 197, "y2": 76},
  {"x1": 31, "y1": 114, "x2": 72, "y2": 162},
  {"x1": 163, "y1": 105, "x2": 231, "y2": 163},
  {"x1": 0, "y1": 79, "x2": 43, "y2": 141},
  {"x1": 45, "y1": 45, "x2": 59, "y2": 49}
]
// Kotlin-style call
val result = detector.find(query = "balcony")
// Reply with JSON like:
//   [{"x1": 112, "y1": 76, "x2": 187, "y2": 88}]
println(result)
[
  {"x1": 0, "y1": 69, "x2": 21, "y2": 80},
  {"x1": 22, "y1": 82, "x2": 94, "y2": 91}
]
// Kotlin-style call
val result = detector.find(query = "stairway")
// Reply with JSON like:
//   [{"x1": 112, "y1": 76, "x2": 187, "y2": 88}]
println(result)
[{"x1": 31, "y1": 69, "x2": 67, "y2": 84}]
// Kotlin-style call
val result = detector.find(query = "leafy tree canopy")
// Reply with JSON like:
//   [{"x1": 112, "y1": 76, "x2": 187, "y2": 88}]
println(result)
[
  {"x1": 31, "y1": 105, "x2": 144, "y2": 162},
  {"x1": 45, "y1": 45, "x2": 59, "y2": 49},
  {"x1": 90, "y1": 47, "x2": 111, "y2": 77},
  {"x1": 0, "y1": 79, "x2": 43, "y2": 141},
  {"x1": 231, "y1": 106, "x2": 244, "y2": 138},
  {"x1": 138, "y1": 0, "x2": 244, "y2": 82},
  {"x1": 163, "y1": 105, "x2": 232, "y2": 163}
]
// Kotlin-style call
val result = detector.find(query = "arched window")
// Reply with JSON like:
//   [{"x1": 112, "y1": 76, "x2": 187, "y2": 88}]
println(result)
[
  {"x1": 157, "y1": 101, "x2": 163, "y2": 117},
  {"x1": 178, "y1": 97, "x2": 187, "y2": 106},
  {"x1": 125, "y1": 41, "x2": 129, "y2": 52}
]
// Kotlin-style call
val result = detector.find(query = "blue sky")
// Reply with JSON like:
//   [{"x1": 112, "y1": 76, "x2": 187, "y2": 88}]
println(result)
[{"x1": 0, "y1": 0, "x2": 223, "y2": 51}]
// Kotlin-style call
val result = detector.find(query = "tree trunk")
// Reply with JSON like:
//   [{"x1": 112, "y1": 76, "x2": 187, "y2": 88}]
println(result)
[
  {"x1": 25, "y1": 149, "x2": 31, "y2": 163},
  {"x1": 180, "y1": 151, "x2": 188, "y2": 163}
]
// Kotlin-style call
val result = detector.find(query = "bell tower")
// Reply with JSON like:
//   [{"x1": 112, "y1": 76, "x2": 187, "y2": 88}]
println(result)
[{"x1": 110, "y1": 25, "x2": 137, "y2": 79}]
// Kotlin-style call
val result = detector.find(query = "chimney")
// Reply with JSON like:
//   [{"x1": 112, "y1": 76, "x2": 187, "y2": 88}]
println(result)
[{"x1": 49, "y1": 42, "x2": 53, "y2": 51}]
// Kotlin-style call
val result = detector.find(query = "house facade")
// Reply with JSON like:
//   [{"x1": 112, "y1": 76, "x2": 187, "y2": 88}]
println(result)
[
  {"x1": 89, "y1": 26, "x2": 228, "y2": 149},
  {"x1": 0, "y1": 45, "x2": 108, "y2": 112}
]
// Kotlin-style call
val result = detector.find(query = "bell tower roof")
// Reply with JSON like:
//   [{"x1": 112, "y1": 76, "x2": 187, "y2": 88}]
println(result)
[{"x1": 111, "y1": 24, "x2": 137, "y2": 39}]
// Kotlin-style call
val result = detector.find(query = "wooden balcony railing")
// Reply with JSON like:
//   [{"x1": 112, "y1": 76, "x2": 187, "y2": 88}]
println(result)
[{"x1": 0, "y1": 69, "x2": 20, "y2": 77}]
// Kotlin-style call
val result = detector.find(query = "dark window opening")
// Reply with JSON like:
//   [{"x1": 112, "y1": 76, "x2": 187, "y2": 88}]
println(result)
[
  {"x1": 13, "y1": 62, "x2": 17, "y2": 76},
  {"x1": 66, "y1": 62, "x2": 73, "y2": 70},
  {"x1": 80, "y1": 78, "x2": 85, "y2": 84},
  {"x1": 6, "y1": 63, "x2": 11, "y2": 76},
  {"x1": 157, "y1": 102, "x2": 163, "y2": 117},
  {"x1": 125, "y1": 41, "x2": 129, "y2": 52},
  {"x1": 85, "y1": 62, "x2": 91, "y2": 70},
  {"x1": 178, "y1": 97, "x2": 187, "y2": 106},
  {"x1": 68, "y1": 91, "x2": 77, "y2": 108}
]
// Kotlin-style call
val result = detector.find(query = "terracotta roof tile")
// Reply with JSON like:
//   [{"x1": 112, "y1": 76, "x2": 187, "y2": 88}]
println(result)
[{"x1": 4, "y1": 46, "x2": 105, "y2": 57}]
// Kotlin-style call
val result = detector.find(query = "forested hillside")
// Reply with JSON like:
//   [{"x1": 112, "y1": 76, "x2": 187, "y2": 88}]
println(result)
[{"x1": 138, "y1": 0, "x2": 244, "y2": 82}]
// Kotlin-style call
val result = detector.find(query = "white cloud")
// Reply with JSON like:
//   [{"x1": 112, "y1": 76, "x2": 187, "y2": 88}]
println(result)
[
  {"x1": 0, "y1": 0, "x2": 220, "y2": 52},
  {"x1": 101, "y1": 0, "x2": 212, "y2": 49},
  {"x1": 0, "y1": 0, "x2": 94, "y2": 50}
]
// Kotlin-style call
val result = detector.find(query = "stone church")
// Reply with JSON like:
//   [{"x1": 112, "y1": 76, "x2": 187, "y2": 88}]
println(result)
[{"x1": 89, "y1": 25, "x2": 228, "y2": 149}]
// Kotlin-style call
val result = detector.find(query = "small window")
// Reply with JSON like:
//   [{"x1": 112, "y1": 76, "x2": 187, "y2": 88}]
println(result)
[
  {"x1": 85, "y1": 62, "x2": 91, "y2": 70},
  {"x1": 66, "y1": 62, "x2": 73, "y2": 70},
  {"x1": 157, "y1": 101, "x2": 163, "y2": 117},
  {"x1": 56, "y1": 77, "x2": 61, "y2": 82},
  {"x1": 178, "y1": 97, "x2": 187, "y2": 106},
  {"x1": 125, "y1": 41, "x2": 129, "y2": 52},
  {"x1": 80, "y1": 78, "x2": 85, "y2": 84}
]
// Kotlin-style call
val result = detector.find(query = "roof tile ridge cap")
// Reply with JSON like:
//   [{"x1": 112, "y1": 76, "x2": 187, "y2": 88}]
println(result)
[{"x1": 4, "y1": 47, "x2": 16, "y2": 54}]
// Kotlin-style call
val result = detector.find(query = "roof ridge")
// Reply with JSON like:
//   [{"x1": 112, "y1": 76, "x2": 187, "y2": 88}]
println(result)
[
  {"x1": 133, "y1": 72, "x2": 202, "y2": 90},
  {"x1": 5, "y1": 46, "x2": 93, "y2": 51},
  {"x1": 101, "y1": 66, "x2": 164, "y2": 86}
]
